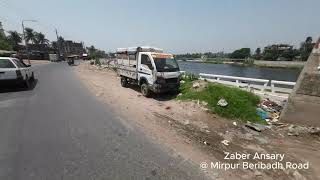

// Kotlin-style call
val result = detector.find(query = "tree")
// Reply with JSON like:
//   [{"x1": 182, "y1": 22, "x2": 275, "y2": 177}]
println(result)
[
  {"x1": 34, "y1": 32, "x2": 49, "y2": 45},
  {"x1": 255, "y1": 48, "x2": 261, "y2": 55},
  {"x1": 253, "y1": 48, "x2": 262, "y2": 60},
  {"x1": 230, "y1": 48, "x2": 251, "y2": 59},
  {"x1": 24, "y1": 28, "x2": 35, "y2": 44},
  {"x1": 300, "y1": 36, "x2": 314, "y2": 61},
  {"x1": 0, "y1": 33, "x2": 12, "y2": 50},
  {"x1": 7, "y1": 31, "x2": 22, "y2": 51}
]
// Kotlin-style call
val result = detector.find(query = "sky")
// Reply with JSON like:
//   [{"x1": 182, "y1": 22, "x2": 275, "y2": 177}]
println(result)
[{"x1": 0, "y1": 0, "x2": 319, "y2": 54}]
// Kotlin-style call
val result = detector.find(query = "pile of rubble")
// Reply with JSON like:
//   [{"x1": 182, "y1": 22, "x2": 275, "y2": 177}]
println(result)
[{"x1": 255, "y1": 98, "x2": 320, "y2": 136}]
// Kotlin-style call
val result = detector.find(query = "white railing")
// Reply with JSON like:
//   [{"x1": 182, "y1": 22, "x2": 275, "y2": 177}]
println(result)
[
  {"x1": 199, "y1": 73, "x2": 296, "y2": 94},
  {"x1": 270, "y1": 80, "x2": 296, "y2": 93}
]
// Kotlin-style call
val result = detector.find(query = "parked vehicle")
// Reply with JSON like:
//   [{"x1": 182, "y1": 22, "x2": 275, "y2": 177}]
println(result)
[
  {"x1": 116, "y1": 47, "x2": 181, "y2": 97},
  {"x1": 0, "y1": 57, "x2": 35, "y2": 89},
  {"x1": 67, "y1": 55, "x2": 76, "y2": 66}
]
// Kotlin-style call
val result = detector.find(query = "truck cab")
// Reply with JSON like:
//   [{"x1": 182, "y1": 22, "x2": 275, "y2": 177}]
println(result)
[{"x1": 116, "y1": 47, "x2": 181, "y2": 96}]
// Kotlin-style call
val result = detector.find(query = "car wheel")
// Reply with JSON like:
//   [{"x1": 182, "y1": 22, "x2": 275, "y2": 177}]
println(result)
[
  {"x1": 141, "y1": 83, "x2": 150, "y2": 97},
  {"x1": 24, "y1": 77, "x2": 30, "y2": 89},
  {"x1": 30, "y1": 72, "x2": 35, "y2": 81},
  {"x1": 120, "y1": 77, "x2": 128, "y2": 87}
]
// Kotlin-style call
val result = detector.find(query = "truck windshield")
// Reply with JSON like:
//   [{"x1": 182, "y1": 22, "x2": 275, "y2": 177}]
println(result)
[{"x1": 154, "y1": 58, "x2": 179, "y2": 72}]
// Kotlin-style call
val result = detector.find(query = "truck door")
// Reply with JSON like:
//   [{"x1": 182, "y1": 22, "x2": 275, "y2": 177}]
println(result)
[{"x1": 138, "y1": 53, "x2": 154, "y2": 85}]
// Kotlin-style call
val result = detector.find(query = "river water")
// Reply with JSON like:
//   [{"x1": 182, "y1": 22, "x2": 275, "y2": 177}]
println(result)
[{"x1": 178, "y1": 61, "x2": 302, "y2": 82}]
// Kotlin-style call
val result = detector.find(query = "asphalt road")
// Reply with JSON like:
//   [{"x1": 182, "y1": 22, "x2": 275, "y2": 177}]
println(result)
[{"x1": 0, "y1": 62, "x2": 209, "y2": 180}]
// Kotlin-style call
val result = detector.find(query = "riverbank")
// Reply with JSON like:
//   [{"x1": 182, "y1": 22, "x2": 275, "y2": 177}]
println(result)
[
  {"x1": 254, "y1": 60, "x2": 305, "y2": 68},
  {"x1": 74, "y1": 62, "x2": 320, "y2": 180}
]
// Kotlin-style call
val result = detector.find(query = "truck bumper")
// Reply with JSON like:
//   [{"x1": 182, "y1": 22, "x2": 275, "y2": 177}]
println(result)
[{"x1": 150, "y1": 83, "x2": 180, "y2": 93}]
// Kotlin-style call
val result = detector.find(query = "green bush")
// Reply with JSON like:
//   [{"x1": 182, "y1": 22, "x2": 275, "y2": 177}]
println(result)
[
  {"x1": 177, "y1": 81, "x2": 262, "y2": 123},
  {"x1": 95, "y1": 58, "x2": 101, "y2": 66}
]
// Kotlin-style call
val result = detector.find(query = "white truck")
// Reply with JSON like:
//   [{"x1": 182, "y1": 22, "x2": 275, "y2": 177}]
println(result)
[{"x1": 116, "y1": 47, "x2": 181, "y2": 97}]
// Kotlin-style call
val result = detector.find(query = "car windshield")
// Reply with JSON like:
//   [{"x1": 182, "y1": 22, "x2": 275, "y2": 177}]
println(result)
[
  {"x1": 13, "y1": 59, "x2": 27, "y2": 68},
  {"x1": 153, "y1": 58, "x2": 179, "y2": 72}
]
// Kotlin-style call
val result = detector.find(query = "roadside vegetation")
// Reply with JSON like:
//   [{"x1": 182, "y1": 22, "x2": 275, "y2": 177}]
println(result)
[{"x1": 178, "y1": 75, "x2": 262, "y2": 123}]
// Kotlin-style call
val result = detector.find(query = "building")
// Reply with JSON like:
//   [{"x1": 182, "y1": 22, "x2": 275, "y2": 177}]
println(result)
[
  {"x1": 264, "y1": 44, "x2": 293, "y2": 52},
  {"x1": 63, "y1": 40, "x2": 85, "y2": 56}
]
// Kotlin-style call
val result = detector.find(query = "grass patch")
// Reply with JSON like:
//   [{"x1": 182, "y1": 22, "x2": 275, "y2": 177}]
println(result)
[{"x1": 177, "y1": 80, "x2": 264, "y2": 123}]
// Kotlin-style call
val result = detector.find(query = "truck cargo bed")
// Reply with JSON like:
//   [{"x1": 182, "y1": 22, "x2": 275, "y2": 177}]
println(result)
[{"x1": 117, "y1": 65, "x2": 137, "y2": 79}]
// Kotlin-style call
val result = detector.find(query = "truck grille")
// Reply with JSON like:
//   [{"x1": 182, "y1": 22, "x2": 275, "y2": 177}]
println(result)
[{"x1": 165, "y1": 78, "x2": 178, "y2": 84}]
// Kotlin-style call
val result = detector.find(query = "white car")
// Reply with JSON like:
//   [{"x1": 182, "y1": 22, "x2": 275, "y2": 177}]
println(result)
[{"x1": 0, "y1": 57, "x2": 35, "y2": 89}]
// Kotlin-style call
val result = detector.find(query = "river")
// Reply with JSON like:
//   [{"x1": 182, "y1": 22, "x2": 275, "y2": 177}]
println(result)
[{"x1": 178, "y1": 61, "x2": 302, "y2": 82}]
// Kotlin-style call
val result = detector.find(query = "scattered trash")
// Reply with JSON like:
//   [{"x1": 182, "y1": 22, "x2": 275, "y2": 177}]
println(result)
[
  {"x1": 254, "y1": 170, "x2": 263, "y2": 177},
  {"x1": 293, "y1": 170, "x2": 306, "y2": 180},
  {"x1": 201, "y1": 101, "x2": 208, "y2": 106},
  {"x1": 165, "y1": 106, "x2": 171, "y2": 110},
  {"x1": 245, "y1": 122, "x2": 270, "y2": 132},
  {"x1": 192, "y1": 82, "x2": 200, "y2": 89},
  {"x1": 233, "y1": 122, "x2": 237, "y2": 126},
  {"x1": 288, "y1": 125, "x2": 320, "y2": 136},
  {"x1": 177, "y1": 93, "x2": 182, "y2": 96},
  {"x1": 317, "y1": 65, "x2": 320, "y2": 71},
  {"x1": 180, "y1": 80, "x2": 185, "y2": 84},
  {"x1": 200, "y1": 107, "x2": 210, "y2": 112},
  {"x1": 256, "y1": 108, "x2": 270, "y2": 120},
  {"x1": 217, "y1": 98, "x2": 228, "y2": 107},
  {"x1": 257, "y1": 98, "x2": 285, "y2": 122},
  {"x1": 221, "y1": 140, "x2": 230, "y2": 146},
  {"x1": 183, "y1": 120, "x2": 190, "y2": 125},
  {"x1": 203, "y1": 141, "x2": 210, "y2": 145}
]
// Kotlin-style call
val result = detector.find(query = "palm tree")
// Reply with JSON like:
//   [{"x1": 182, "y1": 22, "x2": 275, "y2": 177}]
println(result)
[
  {"x1": 7, "y1": 31, "x2": 22, "y2": 51},
  {"x1": 24, "y1": 27, "x2": 35, "y2": 44},
  {"x1": 34, "y1": 32, "x2": 49, "y2": 45}
]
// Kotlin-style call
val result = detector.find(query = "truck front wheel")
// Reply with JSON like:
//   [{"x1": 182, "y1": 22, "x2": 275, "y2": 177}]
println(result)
[
  {"x1": 141, "y1": 83, "x2": 150, "y2": 97},
  {"x1": 121, "y1": 77, "x2": 128, "y2": 87}
]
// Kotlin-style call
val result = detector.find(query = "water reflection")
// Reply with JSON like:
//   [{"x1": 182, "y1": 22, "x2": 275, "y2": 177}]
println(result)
[{"x1": 178, "y1": 61, "x2": 302, "y2": 82}]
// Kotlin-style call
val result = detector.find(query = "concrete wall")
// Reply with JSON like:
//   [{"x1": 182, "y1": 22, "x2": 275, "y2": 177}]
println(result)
[{"x1": 281, "y1": 41, "x2": 320, "y2": 127}]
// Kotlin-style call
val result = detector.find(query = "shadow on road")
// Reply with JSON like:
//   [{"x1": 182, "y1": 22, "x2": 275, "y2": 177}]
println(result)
[
  {"x1": 125, "y1": 84, "x2": 178, "y2": 101},
  {"x1": 0, "y1": 79, "x2": 38, "y2": 93}
]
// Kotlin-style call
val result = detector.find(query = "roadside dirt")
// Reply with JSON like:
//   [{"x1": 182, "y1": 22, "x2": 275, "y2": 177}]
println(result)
[{"x1": 74, "y1": 62, "x2": 320, "y2": 180}]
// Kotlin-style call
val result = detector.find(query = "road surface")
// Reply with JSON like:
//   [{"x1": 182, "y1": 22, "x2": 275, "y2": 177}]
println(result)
[{"x1": 0, "y1": 62, "x2": 209, "y2": 180}]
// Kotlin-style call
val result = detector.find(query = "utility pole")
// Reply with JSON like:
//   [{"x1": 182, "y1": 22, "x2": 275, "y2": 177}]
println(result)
[
  {"x1": 55, "y1": 28, "x2": 61, "y2": 59},
  {"x1": 22, "y1": 20, "x2": 37, "y2": 65},
  {"x1": 21, "y1": 21, "x2": 29, "y2": 64}
]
